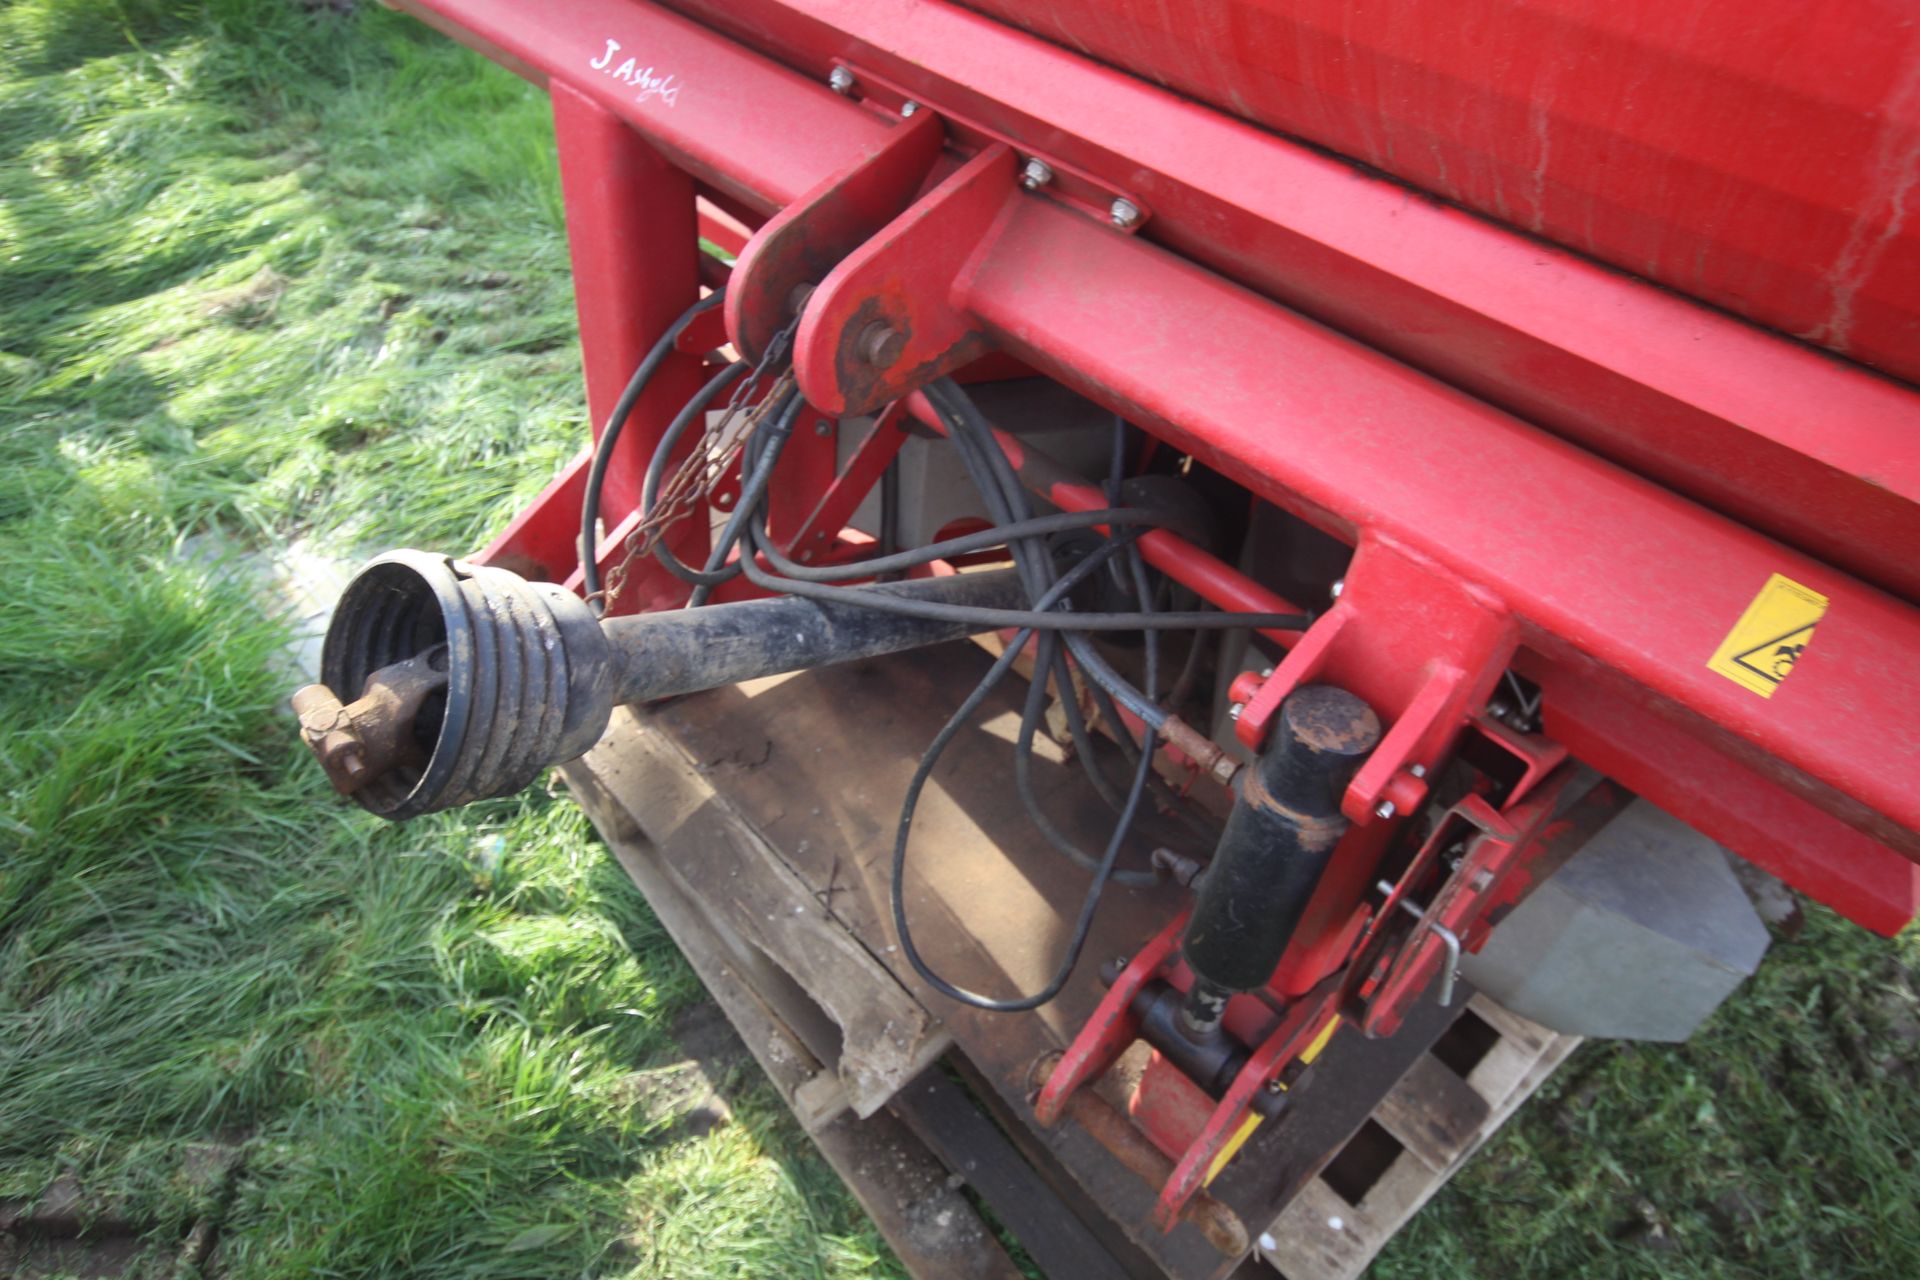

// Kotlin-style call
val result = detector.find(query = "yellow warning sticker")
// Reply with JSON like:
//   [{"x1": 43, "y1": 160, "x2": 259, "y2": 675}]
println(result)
[{"x1": 1707, "y1": 573, "x2": 1828, "y2": 698}]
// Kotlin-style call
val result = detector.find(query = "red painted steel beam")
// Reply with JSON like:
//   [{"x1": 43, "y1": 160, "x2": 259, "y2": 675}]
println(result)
[
  {"x1": 393, "y1": 0, "x2": 1919, "y2": 927},
  {"x1": 389, "y1": 0, "x2": 892, "y2": 216},
  {"x1": 1533, "y1": 665, "x2": 1920, "y2": 937},
  {"x1": 951, "y1": 197, "x2": 1920, "y2": 864},
  {"x1": 658, "y1": 0, "x2": 1920, "y2": 604},
  {"x1": 402, "y1": 0, "x2": 1920, "y2": 601}
]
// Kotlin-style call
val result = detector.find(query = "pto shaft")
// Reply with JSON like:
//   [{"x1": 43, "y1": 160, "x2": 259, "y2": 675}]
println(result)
[
  {"x1": 600, "y1": 570, "x2": 1020, "y2": 704},
  {"x1": 293, "y1": 550, "x2": 1023, "y2": 821}
]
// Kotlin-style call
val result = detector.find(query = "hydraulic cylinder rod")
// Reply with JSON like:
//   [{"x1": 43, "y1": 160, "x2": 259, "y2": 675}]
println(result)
[
  {"x1": 1178, "y1": 684, "x2": 1380, "y2": 1031},
  {"x1": 291, "y1": 549, "x2": 1023, "y2": 821}
]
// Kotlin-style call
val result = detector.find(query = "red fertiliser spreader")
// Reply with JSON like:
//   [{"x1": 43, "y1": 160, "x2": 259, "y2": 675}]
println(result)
[{"x1": 289, "y1": 2, "x2": 1920, "y2": 1274}]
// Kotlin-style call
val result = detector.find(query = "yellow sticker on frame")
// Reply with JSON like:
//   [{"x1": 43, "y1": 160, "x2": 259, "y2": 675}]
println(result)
[{"x1": 1707, "y1": 574, "x2": 1828, "y2": 698}]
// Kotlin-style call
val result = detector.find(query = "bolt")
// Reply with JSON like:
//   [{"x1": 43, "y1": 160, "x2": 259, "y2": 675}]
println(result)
[
  {"x1": 828, "y1": 66, "x2": 855, "y2": 95},
  {"x1": 857, "y1": 321, "x2": 905, "y2": 367},
  {"x1": 1109, "y1": 197, "x2": 1141, "y2": 229},
  {"x1": 900, "y1": 100, "x2": 920, "y2": 117},
  {"x1": 1329, "y1": 577, "x2": 1345, "y2": 600},
  {"x1": 1019, "y1": 157, "x2": 1054, "y2": 190},
  {"x1": 1228, "y1": 701, "x2": 1244, "y2": 722},
  {"x1": 1409, "y1": 762, "x2": 1427, "y2": 779},
  {"x1": 716, "y1": 492, "x2": 733, "y2": 508},
  {"x1": 798, "y1": 549, "x2": 814, "y2": 563},
  {"x1": 814, "y1": 418, "x2": 833, "y2": 437},
  {"x1": 1327, "y1": 1216, "x2": 1345, "y2": 1233},
  {"x1": 788, "y1": 282, "x2": 815, "y2": 316},
  {"x1": 1266, "y1": 1076, "x2": 1285, "y2": 1094},
  {"x1": 292, "y1": 684, "x2": 374, "y2": 795},
  {"x1": 1258, "y1": 1233, "x2": 1279, "y2": 1253},
  {"x1": 1375, "y1": 799, "x2": 1397, "y2": 820}
]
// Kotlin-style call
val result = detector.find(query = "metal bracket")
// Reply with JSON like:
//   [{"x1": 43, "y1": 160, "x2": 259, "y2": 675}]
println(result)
[
  {"x1": 1233, "y1": 536, "x2": 1517, "y2": 826},
  {"x1": 795, "y1": 141, "x2": 1019, "y2": 416},
  {"x1": 1354, "y1": 766, "x2": 1625, "y2": 1038},
  {"x1": 1034, "y1": 911, "x2": 1188, "y2": 1127},
  {"x1": 726, "y1": 107, "x2": 945, "y2": 364}
]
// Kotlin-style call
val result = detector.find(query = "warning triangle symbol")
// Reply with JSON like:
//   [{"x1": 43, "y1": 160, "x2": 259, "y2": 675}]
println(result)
[{"x1": 1730, "y1": 623, "x2": 1815, "y2": 687}]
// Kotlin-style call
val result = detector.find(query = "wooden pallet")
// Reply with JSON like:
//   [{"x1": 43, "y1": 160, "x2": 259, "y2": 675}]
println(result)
[
  {"x1": 561, "y1": 651, "x2": 1581, "y2": 1280},
  {"x1": 561, "y1": 705, "x2": 1152, "y2": 1280},
  {"x1": 1257, "y1": 996, "x2": 1582, "y2": 1279}
]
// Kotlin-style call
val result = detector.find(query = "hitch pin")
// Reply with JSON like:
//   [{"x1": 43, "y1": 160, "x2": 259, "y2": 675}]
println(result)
[{"x1": 1375, "y1": 880, "x2": 1462, "y2": 1007}]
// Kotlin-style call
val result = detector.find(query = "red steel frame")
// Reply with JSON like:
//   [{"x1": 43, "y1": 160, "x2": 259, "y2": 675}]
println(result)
[
  {"x1": 435, "y1": 0, "x2": 1920, "y2": 926},
  {"x1": 421, "y1": 0, "x2": 1920, "y2": 1237},
  {"x1": 661, "y1": 0, "x2": 1920, "y2": 607}
]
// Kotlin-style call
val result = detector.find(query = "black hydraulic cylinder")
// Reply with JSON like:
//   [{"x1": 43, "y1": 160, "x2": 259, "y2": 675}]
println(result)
[
  {"x1": 604, "y1": 569, "x2": 1023, "y2": 704},
  {"x1": 299, "y1": 549, "x2": 1025, "y2": 821},
  {"x1": 1179, "y1": 684, "x2": 1381, "y2": 1029}
]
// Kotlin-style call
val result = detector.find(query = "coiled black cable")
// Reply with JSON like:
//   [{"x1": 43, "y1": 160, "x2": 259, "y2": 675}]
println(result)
[
  {"x1": 607, "y1": 339, "x2": 1312, "y2": 1012},
  {"x1": 888, "y1": 533, "x2": 1160, "y2": 1011}
]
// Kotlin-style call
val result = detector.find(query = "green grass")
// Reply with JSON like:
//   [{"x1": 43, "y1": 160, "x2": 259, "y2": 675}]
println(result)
[
  {"x1": 0, "y1": 2, "x2": 1915, "y2": 1278},
  {"x1": 0, "y1": 2, "x2": 893, "y2": 1275}
]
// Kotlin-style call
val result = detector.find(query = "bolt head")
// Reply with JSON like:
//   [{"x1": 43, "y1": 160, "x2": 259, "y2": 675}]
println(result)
[
  {"x1": 1329, "y1": 578, "x2": 1345, "y2": 599},
  {"x1": 1258, "y1": 1233, "x2": 1279, "y2": 1253},
  {"x1": 1409, "y1": 762, "x2": 1427, "y2": 779},
  {"x1": 1019, "y1": 157, "x2": 1054, "y2": 190},
  {"x1": 814, "y1": 418, "x2": 833, "y2": 437},
  {"x1": 828, "y1": 66, "x2": 855, "y2": 94},
  {"x1": 900, "y1": 100, "x2": 920, "y2": 117},
  {"x1": 1109, "y1": 197, "x2": 1141, "y2": 229},
  {"x1": 1228, "y1": 701, "x2": 1244, "y2": 722},
  {"x1": 1375, "y1": 799, "x2": 1397, "y2": 820}
]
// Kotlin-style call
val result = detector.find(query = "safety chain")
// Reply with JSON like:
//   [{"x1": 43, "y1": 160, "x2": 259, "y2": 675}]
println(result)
[{"x1": 599, "y1": 321, "x2": 800, "y2": 609}]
